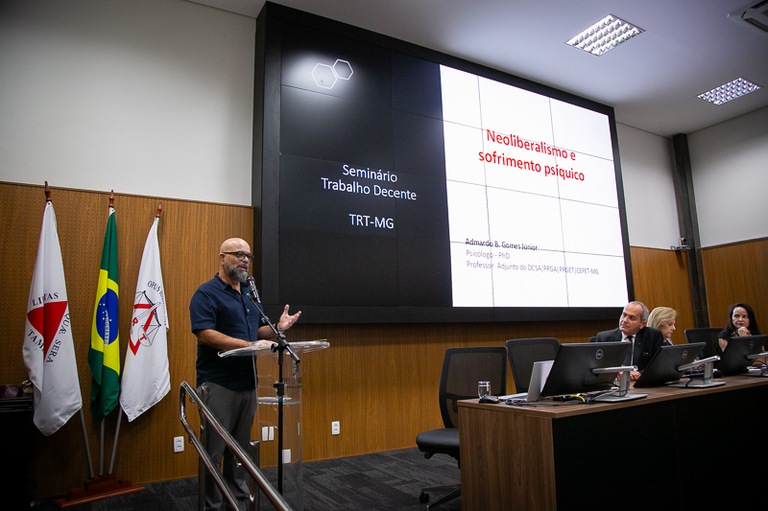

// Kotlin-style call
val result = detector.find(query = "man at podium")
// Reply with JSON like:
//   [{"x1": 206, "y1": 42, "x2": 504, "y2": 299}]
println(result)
[{"x1": 189, "y1": 237, "x2": 302, "y2": 511}]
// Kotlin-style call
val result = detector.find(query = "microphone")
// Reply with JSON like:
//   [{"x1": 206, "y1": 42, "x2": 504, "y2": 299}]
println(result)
[
  {"x1": 246, "y1": 277, "x2": 299, "y2": 364},
  {"x1": 246, "y1": 276, "x2": 261, "y2": 304}
]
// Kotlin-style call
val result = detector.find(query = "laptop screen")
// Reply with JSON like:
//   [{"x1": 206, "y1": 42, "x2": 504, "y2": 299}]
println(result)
[{"x1": 633, "y1": 342, "x2": 705, "y2": 388}]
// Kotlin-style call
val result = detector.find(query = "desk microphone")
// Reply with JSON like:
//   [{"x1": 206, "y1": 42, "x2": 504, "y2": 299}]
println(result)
[{"x1": 246, "y1": 276, "x2": 262, "y2": 304}]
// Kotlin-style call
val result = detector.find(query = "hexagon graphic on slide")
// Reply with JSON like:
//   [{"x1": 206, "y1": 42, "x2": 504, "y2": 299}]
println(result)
[
  {"x1": 312, "y1": 59, "x2": 354, "y2": 89},
  {"x1": 332, "y1": 59, "x2": 354, "y2": 81}
]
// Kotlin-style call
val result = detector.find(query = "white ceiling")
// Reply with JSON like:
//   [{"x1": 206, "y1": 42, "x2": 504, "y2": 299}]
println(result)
[{"x1": 191, "y1": 0, "x2": 768, "y2": 137}]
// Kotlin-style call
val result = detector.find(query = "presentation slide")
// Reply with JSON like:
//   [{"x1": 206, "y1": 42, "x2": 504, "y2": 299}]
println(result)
[
  {"x1": 440, "y1": 66, "x2": 627, "y2": 308},
  {"x1": 258, "y1": 16, "x2": 630, "y2": 322}
]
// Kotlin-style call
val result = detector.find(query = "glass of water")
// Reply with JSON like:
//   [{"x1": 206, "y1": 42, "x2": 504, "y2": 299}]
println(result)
[{"x1": 477, "y1": 380, "x2": 491, "y2": 399}]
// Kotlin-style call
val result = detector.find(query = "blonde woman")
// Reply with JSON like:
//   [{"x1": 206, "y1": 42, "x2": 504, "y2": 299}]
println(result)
[{"x1": 648, "y1": 306, "x2": 677, "y2": 346}]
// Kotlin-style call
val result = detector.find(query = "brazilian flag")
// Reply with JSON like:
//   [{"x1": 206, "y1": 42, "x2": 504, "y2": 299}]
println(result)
[{"x1": 88, "y1": 207, "x2": 120, "y2": 422}]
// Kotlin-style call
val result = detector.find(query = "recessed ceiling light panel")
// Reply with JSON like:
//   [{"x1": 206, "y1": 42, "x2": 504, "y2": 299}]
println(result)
[
  {"x1": 697, "y1": 77, "x2": 762, "y2": 105},
  {"x1": 566, "y1": 14, "x2": 644, "y2": 56}
]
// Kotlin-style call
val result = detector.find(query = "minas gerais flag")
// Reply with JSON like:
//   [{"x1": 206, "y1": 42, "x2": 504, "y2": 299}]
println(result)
[{"x1": 22, "y1": 200, "x2": 83, "y2": 436}]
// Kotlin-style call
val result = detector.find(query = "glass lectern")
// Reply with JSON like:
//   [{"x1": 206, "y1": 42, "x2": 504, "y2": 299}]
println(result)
[{"x1": 220, "y1": 339, "x2": 329, "y2": 510}]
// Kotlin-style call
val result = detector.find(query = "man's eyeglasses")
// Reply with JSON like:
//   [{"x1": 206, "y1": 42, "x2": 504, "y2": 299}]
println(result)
[{"x1": 222, "y1": 251, "x2": 254, "y2": 262}]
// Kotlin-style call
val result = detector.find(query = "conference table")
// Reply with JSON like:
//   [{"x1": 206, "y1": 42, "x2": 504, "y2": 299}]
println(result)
[{"x1": 458, "y1": 375, "x2": 768, "y2": 511}]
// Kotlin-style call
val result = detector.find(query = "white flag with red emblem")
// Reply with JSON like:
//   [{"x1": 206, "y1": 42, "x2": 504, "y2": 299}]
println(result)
[
  {"x1": 120, "y1": 216, "x2": 170, "y2": 421},
  {"x1": 23, "y1": 201, "x2": 83, "y2": 436}
]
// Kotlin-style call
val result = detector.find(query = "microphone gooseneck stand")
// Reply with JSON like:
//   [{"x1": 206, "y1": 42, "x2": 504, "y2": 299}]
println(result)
[{"x1": 245, "y1": 281, "x2": 300, "y2": 495}]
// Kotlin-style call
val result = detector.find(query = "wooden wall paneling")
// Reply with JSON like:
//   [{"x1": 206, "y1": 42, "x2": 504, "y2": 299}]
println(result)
[
  {"x1": 1, "y1": 182, "x2": 253, "y2": 498},
  {"x1": 702, "y1": 239, "x2": 768, "y2": 330},
  {"x1": 629, "y1": 246, "x2": 695, "y2": 342}
]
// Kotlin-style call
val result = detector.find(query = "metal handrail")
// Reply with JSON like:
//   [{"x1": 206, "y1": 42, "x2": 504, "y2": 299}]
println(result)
[{"x1": 179, "y1": 381, "x2": 292, "y2": 511}]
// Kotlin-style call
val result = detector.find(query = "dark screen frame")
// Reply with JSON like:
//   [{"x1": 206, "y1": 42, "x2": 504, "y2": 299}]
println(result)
[{"x1": 253, "y1": 2, "x2": 634, "y2": 324}]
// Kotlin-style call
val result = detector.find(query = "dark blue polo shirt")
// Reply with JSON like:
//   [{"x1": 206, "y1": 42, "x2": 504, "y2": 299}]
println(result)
[{"x1": 189, "y1": 274, "x2": 266, "y2": 390}]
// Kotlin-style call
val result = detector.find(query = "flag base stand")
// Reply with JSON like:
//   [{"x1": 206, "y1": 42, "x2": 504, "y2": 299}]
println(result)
[{"x1": 54, "y1": 474, "x2": 144, "y2": 508}]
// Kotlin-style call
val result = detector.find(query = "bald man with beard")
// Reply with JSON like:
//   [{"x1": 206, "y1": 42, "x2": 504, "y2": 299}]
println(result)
[{"x1": 190, "y1": 237, "x2": 301, "y2": 511}]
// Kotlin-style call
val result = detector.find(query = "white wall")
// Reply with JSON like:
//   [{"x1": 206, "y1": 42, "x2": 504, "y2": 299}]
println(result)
[
  {"x1": 0, "y1": 0, "x2": 255, "y2": 205},
  {"x1": 688, "y1": 106, "x2": 768, "y2": 248}
]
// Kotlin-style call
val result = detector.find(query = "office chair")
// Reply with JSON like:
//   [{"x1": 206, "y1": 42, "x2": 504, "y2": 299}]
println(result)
[
  {"x1": 505, "y1": 337, "x2": 560, "y2": 393},
  {"x1": 684, "y1": 327, "x2": 722, "y2": 359},
  {"x1": 415, "y1": 346, "x2": 507, "y2": 509}
]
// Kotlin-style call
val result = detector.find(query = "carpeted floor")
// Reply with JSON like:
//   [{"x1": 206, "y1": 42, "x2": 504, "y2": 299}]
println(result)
[{"x1": 30, "y1": 448, "x2": 462, "y2": 510}]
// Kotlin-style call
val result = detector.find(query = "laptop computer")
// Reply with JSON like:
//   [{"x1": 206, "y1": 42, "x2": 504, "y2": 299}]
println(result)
[
  {"x1": 633, "y1": 342, "x2": 706, "y2": 388},
  {"x1": 503, "y1": 359, "x2": 554, "y2": 403},
  {"x1": 716, "y1": 334, "x2": 768, "y2": 376},
  {"x1": 525, "y1": 359, "x2": 554, "y2": 401}
]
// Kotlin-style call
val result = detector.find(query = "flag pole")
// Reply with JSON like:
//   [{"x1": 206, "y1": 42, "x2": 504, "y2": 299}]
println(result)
[
  {"x1": 108, "y1": 411, "x2": 122, "y2": 474},
  {"x1": 79, "y1": 409, "x2": 95, "y2": 479},
  {"x1": 99, "y1": 420, "x2": 106, "y2": 476}
]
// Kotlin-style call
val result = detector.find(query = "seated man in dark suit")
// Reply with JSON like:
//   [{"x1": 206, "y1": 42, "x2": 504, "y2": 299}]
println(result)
[{"x1": 592, "y1": 301, "x2": 664, "y2": 381}]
